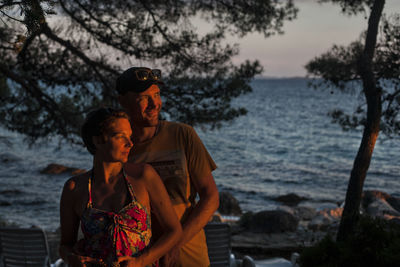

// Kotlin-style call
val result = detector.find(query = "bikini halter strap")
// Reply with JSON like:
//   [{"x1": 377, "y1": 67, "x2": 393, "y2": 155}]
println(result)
[{"x1": 87, "y1": 168, "x2": 135, "y2": 209}]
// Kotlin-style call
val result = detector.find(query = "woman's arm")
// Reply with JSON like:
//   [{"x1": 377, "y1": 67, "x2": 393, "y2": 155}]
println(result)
[
  {"x1": 120, "y1": 164, "x2": 182, "y2": 267},
  {"x1": 59, "y1": 178, "x2": 100, "y2": 267},
  {"x1": 59, "y1": 178, "x2": 80, "y2": 262}
]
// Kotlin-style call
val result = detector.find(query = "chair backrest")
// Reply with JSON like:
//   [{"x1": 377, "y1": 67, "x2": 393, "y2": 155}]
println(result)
[
  {"x1": 204, "y1": 222, "x2": 231, "y2": 267},
  {"x1": 0, "y1": 227, "x2": 51, "y2": 267}
]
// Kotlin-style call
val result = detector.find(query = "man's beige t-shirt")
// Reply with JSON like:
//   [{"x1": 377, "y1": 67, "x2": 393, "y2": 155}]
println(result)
[{"x1": 128, "y1": 121, "x2": 217, "y2": 267}]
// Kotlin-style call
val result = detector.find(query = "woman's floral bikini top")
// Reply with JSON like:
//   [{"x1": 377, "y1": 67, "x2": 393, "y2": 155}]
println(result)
[{"x1": 76, "y1": 170, "x2": 153, "y2": 266}]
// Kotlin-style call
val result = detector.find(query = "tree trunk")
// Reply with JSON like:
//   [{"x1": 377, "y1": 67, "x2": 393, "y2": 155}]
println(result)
[{"x1": 336, "y1": 0, "x2": 385, "y2": 242}]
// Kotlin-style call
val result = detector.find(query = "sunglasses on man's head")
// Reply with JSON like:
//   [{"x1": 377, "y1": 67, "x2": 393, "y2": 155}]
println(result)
[{"x1": 134, "y1": 69, "x2": 162, "y2": 81}]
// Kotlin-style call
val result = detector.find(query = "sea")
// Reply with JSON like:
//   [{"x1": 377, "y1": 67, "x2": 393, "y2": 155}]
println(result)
[{"x1": 0, "y1": 78, "x2": 399, "y2": 231}]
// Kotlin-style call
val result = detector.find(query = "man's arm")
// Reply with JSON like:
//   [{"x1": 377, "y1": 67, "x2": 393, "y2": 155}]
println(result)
[
  {"x1": 162, "y1": 171, "x2": 219, "y2": 267},
  {"x1": 178, "y1": 171, "x2": 219, "y2": 247},
  {"x1": 161, "y1": 124, "x2": 220, "y2": 266}
]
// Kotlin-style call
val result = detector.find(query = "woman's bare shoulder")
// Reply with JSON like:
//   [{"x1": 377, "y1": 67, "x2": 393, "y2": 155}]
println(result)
[{"x1": 63, "y1": 171, "x2": 90, "y2": 193}]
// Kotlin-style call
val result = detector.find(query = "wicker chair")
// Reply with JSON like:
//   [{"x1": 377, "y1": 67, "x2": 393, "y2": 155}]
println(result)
[
  {"x1": 0, "y1": 227, "x2": 64, "y2": 267},
  {"x1": 204, "y1": 222, "x2": 234, "y2": 267}
]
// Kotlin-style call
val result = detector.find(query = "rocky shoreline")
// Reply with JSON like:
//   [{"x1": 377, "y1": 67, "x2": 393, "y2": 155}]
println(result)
[
  {"x1": 218, "y1": 190, "x2": 400, "y2": 260},
  {"x1": 1, "y1": 189, "x2": 399, "y2": 263}
]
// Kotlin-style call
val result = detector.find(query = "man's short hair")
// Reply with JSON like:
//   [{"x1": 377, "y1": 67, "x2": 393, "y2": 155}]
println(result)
[
  {"x1": 81, "y1": 107, "x2": 130, "y2": 155},
  {"x1": 116, "y1": 67, "x2": 163, "y2": 95}
]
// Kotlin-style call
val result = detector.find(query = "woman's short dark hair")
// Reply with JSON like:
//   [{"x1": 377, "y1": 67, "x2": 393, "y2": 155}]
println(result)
[{"x1": 81, "y1": 107, "x2": 130, "y2": 155}]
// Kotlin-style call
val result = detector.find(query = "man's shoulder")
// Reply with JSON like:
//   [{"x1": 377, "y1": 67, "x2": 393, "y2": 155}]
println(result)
[
  {"x1": 125, "y1": 163, "x2": 155, "y2": 184},
  {"x1": 124, "y1": 162, "x2": 144, "y2": 177},
  {"x1": 161, "y1": 120, "x2": 194, "y2": 133}
]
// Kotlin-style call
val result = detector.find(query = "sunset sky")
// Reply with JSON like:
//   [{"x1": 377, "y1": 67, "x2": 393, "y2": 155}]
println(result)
[
  {"x1": 44, "y1": 1, "x2": 400, "y2": 78},
  {"x1": 228, "y1": 0, "x2": 400, "y2": 77}
]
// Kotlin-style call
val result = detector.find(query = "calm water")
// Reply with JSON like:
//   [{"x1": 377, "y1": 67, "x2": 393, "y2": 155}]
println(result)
[{"x1": 0, "y1": 78, "x2": 399, "y2": 231}]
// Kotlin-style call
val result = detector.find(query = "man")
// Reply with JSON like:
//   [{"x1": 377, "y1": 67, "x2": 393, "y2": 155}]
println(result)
[{"x1": 116, "y1": 67, "x2": 219, "y2": 267}]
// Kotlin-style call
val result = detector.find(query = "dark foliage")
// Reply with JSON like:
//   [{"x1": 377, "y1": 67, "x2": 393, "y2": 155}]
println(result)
[
  {"x1": 318, "y1": 0, "x2": 375, "y2": 16},
  {"x1": 299, "y1": 216, "x2": 400, "y2": 267},
  {"x1": 0, "y1": 0, "x2": 298, "y2": 144},
  {"x1": 306, "y1": 14, "x2": 400, "y2": 138}
]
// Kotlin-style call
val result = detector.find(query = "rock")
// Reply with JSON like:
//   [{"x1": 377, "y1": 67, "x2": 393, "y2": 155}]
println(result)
[
  {"x1": 387, "y1": 196, "x2": 400, "y2": 213},
  {"x1": 276, "y1": 205, "x2": 317, "y2": 221},
  {"x1": 218, "y1": 191, "x2": 242, "y2": 215},
  {"x1": 239, "y1": 212, "x2": 254, "y2": 228},
  {"x1": 324, "y1": 207, "x2": 343, "y2": 220},
  {"x1": 294, "y1": 206, "x2": 317, "y2": 221},
  {"x1": 240, "y1": 210, "x2": 299, "y2": 233},
  {"x1": 366, "y1": 198, "x2": 400, "y2": 218},
  {"x1": 308, "y1": 207, "x2": 343, "y2": 231},
  {"x1": 231, "y1": 227, "x2": 334, "y2": 257},
  {"x1": 277, "y1": 206, "x2": 295, "y2": 216},
  {"x1": 273, "y1": 193, "x2": 308, "y2": 206},
  {"x1": 362, "y1": 190, "x2": 400, "y2": 219},
  {"x1": 40, "y1": 163, "x2": 85, "y2": 175},
  {"x1": 316, "y1": 203, "x2": 339, "y2": 212},
  {"x1": 308, "y1": 214, "x2": 335, "y2": 231},
  {"x1": 362, "y1": 190, "x2": 391, "y2": 209}
]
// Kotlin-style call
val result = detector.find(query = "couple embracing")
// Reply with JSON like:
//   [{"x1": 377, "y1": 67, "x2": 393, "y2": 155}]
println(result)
[{"x1": 59, "y1": 67, "x2": 219, "y2": 267}]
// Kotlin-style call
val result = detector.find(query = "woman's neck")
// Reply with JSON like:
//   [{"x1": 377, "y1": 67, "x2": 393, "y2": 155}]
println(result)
[{"x1": 92, "y1": 158, "x2": 123, "y2": 185}]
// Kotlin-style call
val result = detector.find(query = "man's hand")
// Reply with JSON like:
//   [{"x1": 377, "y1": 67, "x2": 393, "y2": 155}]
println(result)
[
  {"x1": 161, "y1": 247, "x2": 180, "y2": 267},
  {"x1": 117, "y1": 255, "x2": 143, "y2": 267},
  {"x1": 67, "y1": 253, "x2": 100, "y2": 267}
]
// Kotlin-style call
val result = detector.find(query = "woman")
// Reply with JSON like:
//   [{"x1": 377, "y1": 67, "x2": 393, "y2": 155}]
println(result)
[{"x1": 59, "y1": 108, "x2": 182, "y2": 267}]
